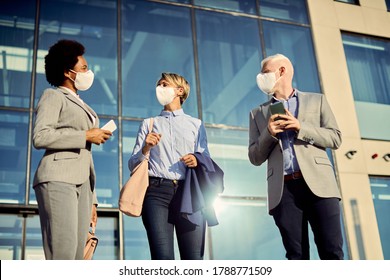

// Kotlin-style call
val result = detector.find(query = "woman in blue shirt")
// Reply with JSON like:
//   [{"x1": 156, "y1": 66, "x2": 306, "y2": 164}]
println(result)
[{"x1": 129, "y1": 72, "x2": 210, "y2": 260}]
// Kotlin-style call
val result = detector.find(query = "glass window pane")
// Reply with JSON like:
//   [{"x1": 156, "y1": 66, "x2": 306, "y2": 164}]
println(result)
[
  {"x1": 123, "y1": 215, "x2": 150, "y2": 260},
  {"x1": 259, "y1": 0, "x2": 309, "y2": 24},
  {"x1": 122, "y1": 0, "x2": 197, "y2": 119},
  {"x1": 342, "y1": 33, "x2": 390, "y2": 140},
  {"x1": 0, "y1": 214, "x2": 23, "y2": 259},
  {"x1": 0, "y1": 0, "x2": 36, "y2": 108},
  {"x1": 342, "y1": 33, "x2": 390, "y2": 105},
  {"x1": 0, "y1": 111, "x2": 28, "y2": 204},
  {"x1": 122, "y1": 120, "x2": 142, "y2": 185},
  {"x1": 262, "y1": 21, "x2": 321, "y2": 93},
  {"x1": 93, "y1": 117, "x2": 119, "y2": 208},
  {"x1": 25, "y1": 215, "x2": 45, "y2": 260},
  {"x1": 354, "y1": 101, "x2": 390, "y2": 141},
  {"x1": 196, "y1": 10, "x2": 264, "y2": 127},
  {"x1": 206, "y1": 127, "x2": 267, "y2": 197},
  {"x1": 194, "y1": 0, "x2": 257, "y2": 14},
  {"x1": 370, "y1": 176, "x2": 390, "y2": 260},
  {"x1": 35, "y1": 0, "x2": 118, "y2": 115},
  {"x1": 210, "y1": 199, "x2": 287, "y2": 259},
  {"x1": 92, "y1": 216, "x2": 119, "y2": 260},
  {"x1": 386, "y1": 0, "x2": 390, "y2": 11}
]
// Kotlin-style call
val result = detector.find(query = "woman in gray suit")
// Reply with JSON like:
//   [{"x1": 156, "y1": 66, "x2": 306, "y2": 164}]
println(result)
[{"x1": 33, "y1": 40, "x2": 112, "y2": 259}]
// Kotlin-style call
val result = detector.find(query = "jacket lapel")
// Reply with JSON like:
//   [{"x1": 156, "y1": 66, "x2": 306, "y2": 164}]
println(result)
[{"x1": 58, "y1": 88, "x2": 97, "y2": 126}]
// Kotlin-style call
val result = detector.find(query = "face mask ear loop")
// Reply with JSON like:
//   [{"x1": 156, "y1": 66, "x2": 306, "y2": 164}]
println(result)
[{"x1": 67, "y1": 69, "x2": 76, "y2": 82}]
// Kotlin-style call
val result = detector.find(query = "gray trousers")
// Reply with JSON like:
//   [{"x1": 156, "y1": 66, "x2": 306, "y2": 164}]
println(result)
[{"x1": 34, "y1": 180, "x2": 94, "y2": 260}]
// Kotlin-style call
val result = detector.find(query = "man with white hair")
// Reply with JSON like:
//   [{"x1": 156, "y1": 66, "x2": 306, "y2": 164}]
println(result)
[{"x1": 248, "y1": 54, "x2": 344, "y2": 260}]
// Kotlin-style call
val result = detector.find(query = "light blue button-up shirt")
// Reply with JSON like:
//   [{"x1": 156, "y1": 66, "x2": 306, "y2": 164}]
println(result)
[
  {"x1": 128, "y1": 109, "x2": 209, "y2": 180},
  {"x1": 273, "y1": 90, "x2": 300, "y2": 175}
]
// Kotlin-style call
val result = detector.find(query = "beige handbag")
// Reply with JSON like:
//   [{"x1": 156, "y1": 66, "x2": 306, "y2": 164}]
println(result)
[
  {"x1": 84, "y1": 226, "x2": 98, "y2": 260},
  {"x1": 119, "y1": 118, "x2": 154, "y2": 217}
]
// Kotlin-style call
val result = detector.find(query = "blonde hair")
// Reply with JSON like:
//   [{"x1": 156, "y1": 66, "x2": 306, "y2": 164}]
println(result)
[{"x1": 157, "y1": 72, "x2": 190, "y2": 104}]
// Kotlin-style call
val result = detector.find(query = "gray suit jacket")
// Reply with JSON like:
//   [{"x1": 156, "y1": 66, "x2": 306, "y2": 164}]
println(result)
[
  {"x1": 33, "y1": 87, "x2": 99, "y2": 192},
  {"x1": 248, "y1": 91, "x2": 342, "y2": 214}
]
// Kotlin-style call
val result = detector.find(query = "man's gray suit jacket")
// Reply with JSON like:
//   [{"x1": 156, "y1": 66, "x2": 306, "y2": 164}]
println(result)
[{"x1": 248, "y1": 91, "x2": 342, "y2": 214}]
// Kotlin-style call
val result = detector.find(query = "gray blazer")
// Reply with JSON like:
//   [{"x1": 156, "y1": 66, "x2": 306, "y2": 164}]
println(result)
[
  {"x1": 33, "y1": 87, "x2": 99, "y2": 191},
  {"x1": 248, "y1": 91, "x2": 342, "y2": 213}
]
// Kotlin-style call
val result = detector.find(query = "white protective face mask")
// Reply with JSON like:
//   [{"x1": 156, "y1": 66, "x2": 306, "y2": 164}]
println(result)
[
  {"x1": 156, "y1": 85, "x2": 177, "y2": 106},
  {"x1": 256, "y1": 70, "x2": 281, "y2": 95},
  {"x1": 69, "y1": 69, "x2": 94, "y2": 91}
]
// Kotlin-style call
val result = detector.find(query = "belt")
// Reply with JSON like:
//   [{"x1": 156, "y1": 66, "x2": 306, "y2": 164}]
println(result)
[
  {"x1": 284, "y1": 171, "x2": 303, "y2": 182},
  {"x1": 149, "y1": 176, "x2": 183, "y2": 187}
]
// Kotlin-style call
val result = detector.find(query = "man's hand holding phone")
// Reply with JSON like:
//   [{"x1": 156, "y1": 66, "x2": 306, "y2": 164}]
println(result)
[{"x1": 268, "y1": 102, "x2": 300, "y2": 136}]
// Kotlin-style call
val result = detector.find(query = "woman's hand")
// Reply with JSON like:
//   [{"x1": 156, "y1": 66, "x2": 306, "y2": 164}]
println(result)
[
  {"x1": 181, "y1": 154, "x2": 197, "y2": 168},
  {"x1": 142, "y1": 132, "x2": 161, "y2": 155},
  {"x1": 86, "y1": 128, "x2": 112, "y2": 145}
]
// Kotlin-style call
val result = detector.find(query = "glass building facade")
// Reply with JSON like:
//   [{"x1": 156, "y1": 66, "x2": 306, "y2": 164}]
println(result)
[{"x1": 0, "y1": 0, "x2": 389, "y2": 260}]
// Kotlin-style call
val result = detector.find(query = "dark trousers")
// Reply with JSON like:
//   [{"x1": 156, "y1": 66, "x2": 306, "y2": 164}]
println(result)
[
  {"x1": 272, "y1": 178, "x2": 344, "y2": 260},
  {"x1": 141, "y1": 177, "x2": 205, "y2": 260}
]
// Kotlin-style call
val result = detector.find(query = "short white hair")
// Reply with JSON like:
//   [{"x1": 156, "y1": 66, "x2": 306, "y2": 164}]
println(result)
[{"x1": 261, "y1": 53, "x2": 290, "y2": 69}]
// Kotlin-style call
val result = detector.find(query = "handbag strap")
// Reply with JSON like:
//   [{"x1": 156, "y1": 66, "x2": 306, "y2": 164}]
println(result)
[
  {"x1": 148, "y1": 118, "x2": 154, "y2": 134},
  {"x1": 144, "y1": 118, "x2": 154, "y2": 159}
]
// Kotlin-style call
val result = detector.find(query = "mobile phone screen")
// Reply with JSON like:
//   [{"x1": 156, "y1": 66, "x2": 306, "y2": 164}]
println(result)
[{"x1": 270, "y1": 102, "x2": 285, "y2": 116}]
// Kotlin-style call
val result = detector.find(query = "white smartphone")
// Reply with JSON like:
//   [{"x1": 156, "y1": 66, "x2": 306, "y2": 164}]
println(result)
[{"x1": 101, "y1": 120, "x2": 117, "y2": 133}]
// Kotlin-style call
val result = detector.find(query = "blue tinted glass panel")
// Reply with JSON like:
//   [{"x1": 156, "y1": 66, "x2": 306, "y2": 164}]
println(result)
[
  {"x1": 122, "y1": 120, "x2": 142, "y2": 184},
  {"x1": 259, "y1": 0, "x2": 309, "y2": 24},
  {"x1": 0, "y1": 111, "x2": 28, "y2": 204},
  {"x1": 35, "y1": 0, "x2": 118, "y2": 115},
  {"x1": 25, "y1": 215, "x2": 45, "y2": 260},
  {"x1": 194, "y1": 0, "x2": 256, "y2": 14},
  {"x1": 0, "y1": 214, "x2": 23, "y2": 259},
  {"x1": 354, "y1": 101, "x2": 390, "y2": 141},
  {"x1": 121, "y1": 119, "x2": 158, "y2": 260},
  {"x1": 262, "y1": 21, "x2": 320, "y2": 93},
  {"x1": 206, "y1": 127, "x2": 267, "y2": 197},
  {"x1": 210, "y1": 199, "x2": 287, "y2": 259},
  {"x1": 122, "y1": 0, "x2": 197, "y2": 119},
  {"x1": 196, "y1": 10, "x2": 264, "y2": 127},
  {"x1": 0, "y1": 0, "x2": 36, "y2": 108},
  {"x1": 386, "y1": 0, "x2": 390, "y2": 11},
  {"x1": 342, "y1": 33, "x2": 390, "y2": 105},
  {"x1": 370, "y1": 176, "x2": 390, "y2": 260},
  {"x1": 93, "y1": 117, "x2": 119, "y2": 207},
  {"x1": 123, "y1": 215, "x2": 150, "y2": 260},
  {"x1": 91, "y1": 216, "x2": 119, "y2": 260}
]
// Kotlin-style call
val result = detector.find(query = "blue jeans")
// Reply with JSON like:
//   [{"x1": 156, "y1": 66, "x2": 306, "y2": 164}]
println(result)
[{"x1": 142, "y1": 177, "x2": 206, "y2": 260}]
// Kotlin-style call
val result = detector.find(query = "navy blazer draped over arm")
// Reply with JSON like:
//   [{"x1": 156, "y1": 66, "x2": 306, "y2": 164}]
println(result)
[{"x1": 180, "y1": 152, "x2": 224, "y2": 227}]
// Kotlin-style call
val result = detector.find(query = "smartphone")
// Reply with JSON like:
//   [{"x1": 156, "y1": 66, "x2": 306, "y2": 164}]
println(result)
[
  {"x1": 270, "y1": 102, "x2": 285, "y2": 120},
  {"x1": 101, "y1": 120, "x2": 117, "y2": 133}
]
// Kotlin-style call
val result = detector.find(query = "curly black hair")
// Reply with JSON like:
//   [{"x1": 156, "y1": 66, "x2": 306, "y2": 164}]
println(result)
[{"x1": 44, "y1": 39, "x2": 85, "y2": 87}]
